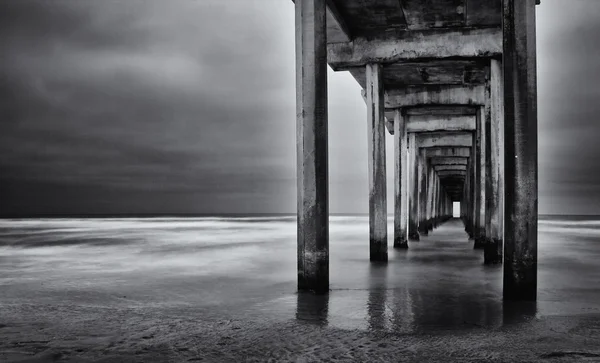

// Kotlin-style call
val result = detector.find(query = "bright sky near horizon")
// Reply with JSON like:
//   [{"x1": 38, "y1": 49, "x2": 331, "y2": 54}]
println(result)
[{"x1": 1, "y1": 0, "x2": 600, "y2": 215}]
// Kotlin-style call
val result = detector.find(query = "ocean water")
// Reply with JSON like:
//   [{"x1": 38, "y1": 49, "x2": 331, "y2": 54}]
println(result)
[
  {"x1": 2, "y1": 216, "x2": 600, "y2": 362},
  {"x1": 1, "y1": 216, "x2": 600, "y2": 332}
]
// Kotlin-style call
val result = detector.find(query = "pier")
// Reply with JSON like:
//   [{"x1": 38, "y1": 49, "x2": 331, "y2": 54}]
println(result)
[{"x1": 294, "y1": 0, "x2": 539, "y2": 300}]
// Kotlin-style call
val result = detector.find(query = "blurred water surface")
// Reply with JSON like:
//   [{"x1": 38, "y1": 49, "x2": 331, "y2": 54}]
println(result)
[{"x1": 1, "y1": 215, "x2": 599, "y2": 334}]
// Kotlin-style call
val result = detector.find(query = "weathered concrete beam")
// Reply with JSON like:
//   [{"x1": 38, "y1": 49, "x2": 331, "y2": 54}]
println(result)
[
  {"x1": 327, "y1": 27, "x2": 502, "y2": 70},
  {"x1": 405, "y1": 106, "x2": 479, "y2": 116},
  {"x1": 387, "y1": 115, "x2": 476, "y2": 135},
  {"x1": 437, "y1": 170, "x2": 467, "y2": 177},
  {"x1": 417, "y1": 132, "x2": 473, "y2": 149},
  {"x1": 440, "y1": 176, "x2": 466, "y2": 182},
  {"x1": 434, "y1": 165, "x2": 467, "y2": 172},
  {"x1": 425, "y1": 147, "x2": 471, "y2": 158},
  {"x1": 441, "y1": 186, "x2": 465, "y2": 193},
  {"x1": 296, "y1": 0, "x2": 329, "y2": 294},
  {"x1": 444, "y1": 185, "x2": 465, "y2": 191},
  {"x1": 385, "y1": 85, "x2": 486, "y2": 108},
  {"x1": 429, "y1": 157, "x2": 468, "y2": 165},
  {"x1": 442, "y1": 180, "x2": 466, "y2": 185},
  {"x1": 408, "y1": 115, "x2": 476, "y2": 132}
]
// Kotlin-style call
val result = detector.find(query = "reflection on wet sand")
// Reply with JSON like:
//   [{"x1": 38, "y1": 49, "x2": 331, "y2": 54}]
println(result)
[
  {"x1": 296, "y1": 292, "x2": 329, "y2": 326},
  {"x1": 296, "y1": 219, "x2": 538, "y2": 334}
]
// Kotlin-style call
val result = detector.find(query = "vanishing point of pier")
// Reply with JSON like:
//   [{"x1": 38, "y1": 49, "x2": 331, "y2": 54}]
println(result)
[{"x1": 294, "y1": 0, "x2": 539, "y2": 300}]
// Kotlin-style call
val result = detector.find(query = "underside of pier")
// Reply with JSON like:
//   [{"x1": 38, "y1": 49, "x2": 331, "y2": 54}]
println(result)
[{"x1": 294, "y1": 0, "x2": 538, "y2": 301}]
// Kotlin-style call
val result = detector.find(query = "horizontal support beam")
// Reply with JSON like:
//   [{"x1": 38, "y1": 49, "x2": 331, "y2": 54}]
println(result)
[
  {"x1": 440, "y1": 177, "x2": 466, "y2": 183},
  {"x1": 422, "y1": 147, "x2": 471, "y2": 157},
  {"x1": 437, "y1": 170, "x2": 467, "y2": 177},
  {"x1": 440, "y1": 181, "x2": 466, "y2": 186},
  {"x1": 387, "y1": 114, "x2": 476, "y2": 135},
  {"x1": 385, "y1": 85, "x2": 485, "y2": 108},
  {"x1": 429, "y1": 157, "x2": 469, "y2": 166},
  {"x1": 434, "y1": 165, "x2": 467, "y2": 172},
  {"x1": 404, "y1": 106, "x2": 479, "y2": 116},
  {"x1": 417, "y1": 132, "x2": 473, "y2": 148},
  {"x1": 443, "y1": 185, "x2": 465, "y2": 189},
  {"x1": 327, "y1": 27, "x2": 502, "y2": 70},
  {"x1": 408, "y1": 115, "x2": 476, "y2": 132}
]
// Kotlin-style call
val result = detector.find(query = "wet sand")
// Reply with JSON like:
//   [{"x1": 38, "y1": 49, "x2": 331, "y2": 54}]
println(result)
[{"x1": 1, "y1": 218, "x2": 600, "y2": 362}]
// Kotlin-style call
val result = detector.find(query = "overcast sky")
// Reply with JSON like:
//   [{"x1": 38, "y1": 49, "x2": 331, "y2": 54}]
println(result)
[{"x1": 1, "y1": 0, "x2": 599, "y2": 216}]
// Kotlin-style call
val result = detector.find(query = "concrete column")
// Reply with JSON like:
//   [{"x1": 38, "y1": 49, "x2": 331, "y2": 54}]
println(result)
[
  {"x1": 468, "y1": 153, "x2": 476, "y2": 239},
  {"x1": 439, "y1": 180, "x2": 445, "y2": 221},
  {"x1": 462, "y1": 168, "x2": 466, "y2": 222},
  {"x1": 295, "y1": 0, "x2": 329, "y2": 293},
  {"x1": 393, "y1": 109, "x2": 409, "y2": 248},
  {"x1": 417, "y1": 152, "x2": 429, "y2": 236},
  {"x1": 434, "y1": 173, "x2": 439, "y2": 223},
  {"x1": 484, "y1": 80, "x2": 493, "y2": 249},
  {"x1": 434, "y1": 176, "x2": 440, "y2": 227},
  {"x1": 474, "y1": 107, "x2": 486, "y2": 249},
  {"x1": 366, "y1": 63, "x2": 387, "y2": 262},
  {"x1": 485, "y1": 59, "x2": 504, "y2": 264},
  {"x1": 408, "y1": 133, "x2": 420, "y2": 241},
  {"x1": 462, "y1": 180, "x2": 467, "y2": 223},
  {"x1": 425, "y1": 163, "x2": 434, "y2": 232},
  {"x1": 502, "y1": 0, "x2": 538, "y2": 300},
  {"x1": 430, "y1": 170, "x2": 437, "y2": 229}
]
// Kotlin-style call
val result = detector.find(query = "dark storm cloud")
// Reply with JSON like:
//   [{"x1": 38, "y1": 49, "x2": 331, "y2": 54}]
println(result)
[
  {"x1": 0, "y1": 0, "x2": 298, "y2": 214},
  {"x1": 2, "y1": 0, "x2": 600, "y2": 215}
]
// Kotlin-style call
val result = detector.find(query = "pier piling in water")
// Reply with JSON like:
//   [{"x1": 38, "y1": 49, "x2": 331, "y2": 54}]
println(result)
[{"x1": 295, "y1": 0, "x2": 329, "y2": 293}]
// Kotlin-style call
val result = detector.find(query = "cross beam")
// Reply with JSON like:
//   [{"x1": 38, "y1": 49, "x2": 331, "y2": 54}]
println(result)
[{"x1": 327, "y1": 28, "x2": 502, "y2": 70}]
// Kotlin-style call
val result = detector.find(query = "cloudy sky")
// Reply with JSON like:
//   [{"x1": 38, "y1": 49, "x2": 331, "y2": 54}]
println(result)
[{"x1": 1, "y1": 0, "x2": 599, "y2": 216}]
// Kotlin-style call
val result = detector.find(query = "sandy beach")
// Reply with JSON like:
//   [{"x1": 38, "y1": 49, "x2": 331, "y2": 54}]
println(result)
[{"x1": 1, "y1": 216, "x2": 600, "y2": 362}]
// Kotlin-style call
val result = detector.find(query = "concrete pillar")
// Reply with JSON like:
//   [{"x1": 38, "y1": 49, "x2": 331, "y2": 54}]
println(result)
[
  {"x1": 462, "y1": 169, "x2": 466, "y2": 222},
  {"x1": 468, "y1": 153, "x2": 476, "y2": 239},
  {"x1": 434, "y1": 170, "x2": 438, "y2": 226},
  {"x1": 295, "y1": 0, "x2": 329, "y2": 293},
  {"x1": 425, "y1": 163, "x2": 434, "y2": 232},
  {"x1": 408, "y1": 133, "x2": 420, "y2": 241},
  {"x1": 433, "y1": 176, "x2": 439, "y2": 227},
  {"x1": 439, "y1": 187, "x2": 443, "y2": 221},
  {"x1": 393, "y1": 109, "x2": 409, "y2": 248},
  {"x1": 462, "y1": 180, "x2": 467, "y2": 223},
  {"x1": 431, "y1": 173, "x2": 439, "y2": 229},
  {"x1": 485, "y1": 59, "x2": 504, "y2": 264},
  {"x1": 417, "y1": 152, "x2": 429, "y2": 236},
  {"x1": 366, "y1": 63, "x2": 387, "y2": 262},
  {"x1": 484, "y1": 80, "x2": 493, "y2": 250},
  {"x1": 474, "y1": 107, "x2": 486, "y2": 248},
  {"x1": 502, "y1": 0, "x2": 538, "y2": 300}
]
